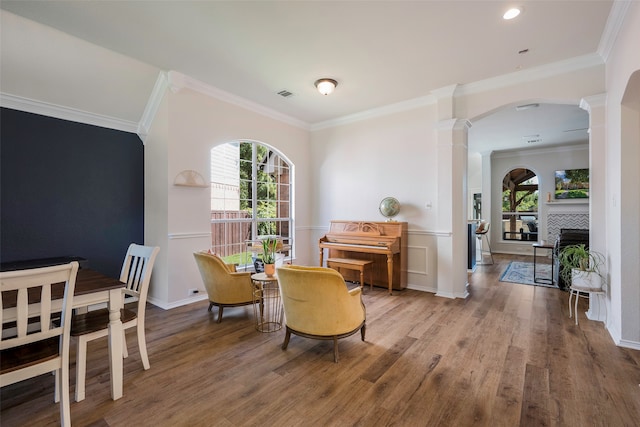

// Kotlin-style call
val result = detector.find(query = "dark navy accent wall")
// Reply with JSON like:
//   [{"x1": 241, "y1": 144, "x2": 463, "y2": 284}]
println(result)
[{"x1": 0, "y1": 107, "x2": 144, "y2": 278}]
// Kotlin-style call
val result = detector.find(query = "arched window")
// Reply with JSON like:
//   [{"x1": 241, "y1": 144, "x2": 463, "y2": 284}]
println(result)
[
  {"x1": 210, "y1": 141, "x2": 292, "y2": 268},
  {"x1": 502, "y1": 168, "x2": 539, "y2": 241}
]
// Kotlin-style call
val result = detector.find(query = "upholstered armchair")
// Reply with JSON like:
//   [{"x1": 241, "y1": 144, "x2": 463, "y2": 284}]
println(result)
[
  {"x1": 276, "y1": 265, "x2": 366, "y2": 363},
  {"x1": 193, "y1": 252, "x2": 255, "y2": 322}
]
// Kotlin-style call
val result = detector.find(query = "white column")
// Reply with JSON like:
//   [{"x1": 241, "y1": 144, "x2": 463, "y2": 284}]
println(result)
[
  {"x1": 580, "y1": 94, "x2": 607, "y2": 322},
  {"x1": 436, "y1": 118, "x2": 471, "y2": 298}
]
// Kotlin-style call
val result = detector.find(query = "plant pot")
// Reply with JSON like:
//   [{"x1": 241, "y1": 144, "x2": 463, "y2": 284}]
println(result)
[
  {"x1": 571, "y1": 268, "x2": 602, "y2": 290},
  {"x1": 264, "y1": 263, "x2": 276, "y2": 277}
]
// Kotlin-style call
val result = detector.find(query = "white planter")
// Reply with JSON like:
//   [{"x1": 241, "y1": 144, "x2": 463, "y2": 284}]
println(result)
[{"x1": 571, "y1": 268, "x2": 602, "y2": 290}]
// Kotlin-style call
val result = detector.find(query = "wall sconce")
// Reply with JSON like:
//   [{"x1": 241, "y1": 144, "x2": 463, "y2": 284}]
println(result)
[{"x1": 314, "y1": 78, "x2": 337, "y2": 95}]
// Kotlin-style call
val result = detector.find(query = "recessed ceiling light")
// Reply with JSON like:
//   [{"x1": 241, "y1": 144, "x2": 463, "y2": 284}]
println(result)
[{"x1": 503, "y1": 7, "x2": 521, "y2": 20}]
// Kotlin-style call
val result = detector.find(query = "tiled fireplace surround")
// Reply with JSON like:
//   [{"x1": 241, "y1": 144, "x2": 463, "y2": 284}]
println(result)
[{"x1": 547, "y1": 212, "x2": 590, "y2": 244}]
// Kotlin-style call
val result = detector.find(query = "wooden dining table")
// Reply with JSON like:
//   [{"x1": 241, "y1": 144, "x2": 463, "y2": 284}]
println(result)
[{"x1": 2, "y1": 264, "x2": 126, "y2": 401}]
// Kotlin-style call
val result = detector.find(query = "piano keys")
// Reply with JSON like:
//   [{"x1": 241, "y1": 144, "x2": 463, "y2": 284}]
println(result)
[{"x1": 319, "y1": 220, "x2": 407, "y2": 294}]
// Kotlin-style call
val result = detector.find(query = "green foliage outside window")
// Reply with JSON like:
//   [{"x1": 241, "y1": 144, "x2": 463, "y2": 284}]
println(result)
[
  {"x1": 502, "y1": 189, "x2": 538, "y2": 212},
  {"x1": 239, "y1": 142, "x2": 277, "y2": 236}
]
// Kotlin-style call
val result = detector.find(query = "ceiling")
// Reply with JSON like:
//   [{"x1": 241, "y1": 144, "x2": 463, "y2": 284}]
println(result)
[{"x1": 1, "y1": 1, "x2": 614, "y2": 152}]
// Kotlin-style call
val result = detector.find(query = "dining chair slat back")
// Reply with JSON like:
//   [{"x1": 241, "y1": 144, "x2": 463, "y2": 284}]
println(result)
[
  {"x1": 1, "y1": 261, "x2": 79, "y2": 427},
  {"x1": 71, "y1": 243, "x2": 159, "y2": 402}
]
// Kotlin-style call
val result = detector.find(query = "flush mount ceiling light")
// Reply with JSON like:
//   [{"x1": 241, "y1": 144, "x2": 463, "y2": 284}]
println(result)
[
  {"x1": 314, "y1": 78, "x2": 337, "y2": 95},
  {"x1": 503, "y1": 7, "x2": 521, "y2": 20}
]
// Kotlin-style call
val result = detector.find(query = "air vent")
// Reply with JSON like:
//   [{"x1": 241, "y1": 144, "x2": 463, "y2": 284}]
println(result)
[
  {"x1": 515, "y1": 103, "x2": 539, "y2": 111},
  {"x1": 563, "y1": 128, "x2": 588, "y2": 133},
  {"x1": 523, "y1": 134, "x2": 542, "y2": 144},
  {"x1": 277, "y1": 90, "x2": 293, "y2": 98}
]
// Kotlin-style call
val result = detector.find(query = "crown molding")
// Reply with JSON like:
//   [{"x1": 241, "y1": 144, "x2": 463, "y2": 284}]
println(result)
[
  {"x1": 580, "y1": 93, "x2": 607, "y2": 113},
  {"x1": 436, "y1": 118, "x2": 472, "y2": 132},
  {"x1": 455, "y1": 53, "x2": 604, "y2": 98},
  {"x1": 492, "y1": 142, "x2": 588, "y2": 158},
  {"x1": 137, "y1": 71, "x2": 170, "y2": 143},
  {"x1": 0, "y1": 92, "x2": 138, "y2": 133},
  {"x1": 597, "y1": 0, "x2": 632, "y2": 62},
  {"x1": 167, "y1": 71, "x2": 309, "y2": 131},
  {"x1": 310, "y1": 94, "x2": 436, "y2": 131},
  {"x1": 310, "y1": 54, "x2": 604, "y2": 131}
]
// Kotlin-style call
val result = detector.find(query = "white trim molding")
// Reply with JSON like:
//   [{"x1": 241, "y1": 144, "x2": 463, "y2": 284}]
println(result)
[
  {"x1": 167, "y1": 71, "x2": 309, "y2": 131},
  {"x1": 137, "y1": 71, "x2": 170, "y2": 143},
  {"x1": 597, "y1": 0, "x2": 633, "y2": 62},
  {"x1": 0, "y1": 92, "x2": 139, "y2": 134},
  {"x1": 168, "y1": 232, "x2": 211, "y2": 240}
]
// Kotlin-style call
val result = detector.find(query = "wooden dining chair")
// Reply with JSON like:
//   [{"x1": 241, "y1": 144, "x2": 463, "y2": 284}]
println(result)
[
  {"x1": 1, "y1": 261, "x2": 79, "y2": 427},
  {"x1": 71, "y1": 243, "x2": 159, "y2": 402}
]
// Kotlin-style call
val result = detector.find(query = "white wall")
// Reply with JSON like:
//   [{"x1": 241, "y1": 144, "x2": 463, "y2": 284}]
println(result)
[
  {"x1": 310, "y1": 106, "x2": 440, "y2": 292},
  {"x1": 604, "y1": 1, "x2": 640, "y2": 348},
  {"x1": 145, "y1": 83, "x2": 312, "y2": 308},
  {"x1": 308, "y1": 66, "x2": 606, "y2": 294}
]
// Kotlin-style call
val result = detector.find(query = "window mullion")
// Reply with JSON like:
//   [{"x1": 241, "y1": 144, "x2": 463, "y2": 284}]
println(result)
[{"x1": 251, "y1": 142, "x2": 258, "y2": 240}]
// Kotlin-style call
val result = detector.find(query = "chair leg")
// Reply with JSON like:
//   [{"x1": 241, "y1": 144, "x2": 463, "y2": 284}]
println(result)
[
  {"x1": 208, "y1": 302, "x2": 214, "y2": 312},
  {"x1": 574, "y1": 291, "x2": 580, "y2": 325},
  {"x1": 360, "y1": 324, "x2": 366, "y2": 341},
  {"x1": 333, "y1": 337, "x2": 339, "y2": 363},
  {"x1": 217, "y1": 306, "x2": 224, "y2": 323},
  {"x1": 54, "y1": 370, "x2": 60, "y2": 403},
  {"x1": 59, "y1": 365, "x2": 71, "y2": 427},
  {"x1": 281, "y1": 328, "x2": 291, "y2": 350},
  {"x1": 137, "y1": 322, "x2": 150, "y2": 370},
  {"x1": 122, "y1": 328, "x2": 129, "y2": 359},
  {"x1": 484, "y1": 234, "x2": 494, "y2": 264},
  {"x1": 75, "y1": 337, "x2": 87, "y2": 402},
  {"x1": 568, "y1": 290, "x2": 574, "y2": 320}
]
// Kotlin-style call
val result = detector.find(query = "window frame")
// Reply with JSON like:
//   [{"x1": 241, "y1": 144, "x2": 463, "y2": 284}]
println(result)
[{"x1": 210, "y1": 140, "x2": 293, "y2": 268}]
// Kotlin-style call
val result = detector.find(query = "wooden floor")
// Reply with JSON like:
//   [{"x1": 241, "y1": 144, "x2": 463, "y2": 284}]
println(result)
[{"x1": 2, "y1": 254, "x2": 639, "y2": 426}]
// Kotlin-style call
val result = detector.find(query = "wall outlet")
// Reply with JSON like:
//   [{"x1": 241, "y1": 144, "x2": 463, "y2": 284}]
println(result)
[{"x1": 188, "y1": 289, "x2": 200, "y2": 296}]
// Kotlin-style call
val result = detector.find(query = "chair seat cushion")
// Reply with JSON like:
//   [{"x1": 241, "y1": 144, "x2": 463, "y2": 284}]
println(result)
[
  {"x1": 0, "y1": 336, "x2": 59, "y2": 374},
  {"x1": 71, "y1": 308, "x2": 137, "y2": 336}
]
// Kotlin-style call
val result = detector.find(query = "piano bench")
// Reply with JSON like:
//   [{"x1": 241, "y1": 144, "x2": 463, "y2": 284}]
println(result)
[{"x1": 326, "y1": 258, "x2": 374, "y2": 290}]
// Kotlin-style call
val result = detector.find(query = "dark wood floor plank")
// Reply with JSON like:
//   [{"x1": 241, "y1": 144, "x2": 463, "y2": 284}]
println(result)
[{"x1": 2, "y1": 254, "x2": 639, "y2": 427}]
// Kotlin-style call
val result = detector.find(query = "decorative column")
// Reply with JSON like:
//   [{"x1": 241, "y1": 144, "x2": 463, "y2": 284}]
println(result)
[
  {"x1": 580, "y1": 94, "x2": 606, "y2": 322},
  {"x1": 432, "y1": 85, "x2": 470, "y2": 299}
]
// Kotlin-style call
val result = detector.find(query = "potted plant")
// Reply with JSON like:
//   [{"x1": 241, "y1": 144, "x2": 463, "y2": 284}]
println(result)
[
  {"x1": 558, "y1": 244, "x2": 605, "y2": 290},
  {"x1": 261, "y1": 237, "x2": 278, "y2": 276}
]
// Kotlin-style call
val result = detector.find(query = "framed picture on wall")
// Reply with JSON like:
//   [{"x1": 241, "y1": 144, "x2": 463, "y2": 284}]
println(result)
[{"x1": 554, "y1": 168, "x2": 589, "y2": 199}]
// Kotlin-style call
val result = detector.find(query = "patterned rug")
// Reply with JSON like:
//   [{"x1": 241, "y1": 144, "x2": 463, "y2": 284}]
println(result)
[{"x1": 499, "y1": 261, "x2": 557, "y2": 288}]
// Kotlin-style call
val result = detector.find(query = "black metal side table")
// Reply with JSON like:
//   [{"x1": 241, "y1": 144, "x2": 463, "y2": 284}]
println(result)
[{"x1": 532, "y1": 241, "x2": 555, "y2": 285}]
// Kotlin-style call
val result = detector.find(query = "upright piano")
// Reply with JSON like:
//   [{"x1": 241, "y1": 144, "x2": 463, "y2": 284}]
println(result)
[{"x1": 319, "y1": 220, "x2": 407, "y2": 294}]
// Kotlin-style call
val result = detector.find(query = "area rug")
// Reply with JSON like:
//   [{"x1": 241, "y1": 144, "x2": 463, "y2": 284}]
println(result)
[{"x1": 499, "y1": 261, "x2": 557, "y2": 288}]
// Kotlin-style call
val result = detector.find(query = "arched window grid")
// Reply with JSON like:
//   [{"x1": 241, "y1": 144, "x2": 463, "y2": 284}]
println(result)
[
  {"x1": 501, "y1": 168, "x2": 539, "y2": 242},
  {"x1": 210, "y1": 140, "x2": 293, "y2": 268}
]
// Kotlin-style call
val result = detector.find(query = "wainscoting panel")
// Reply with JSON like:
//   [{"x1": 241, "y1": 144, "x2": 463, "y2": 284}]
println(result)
[{"x1": 407, "y1": 245, "x2": 429, "y2": 276}]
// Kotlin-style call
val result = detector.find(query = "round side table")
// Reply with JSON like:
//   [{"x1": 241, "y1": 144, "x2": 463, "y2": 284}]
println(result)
[{"x1": 250, "y1": 272, "x2": 283, "y2": 333}]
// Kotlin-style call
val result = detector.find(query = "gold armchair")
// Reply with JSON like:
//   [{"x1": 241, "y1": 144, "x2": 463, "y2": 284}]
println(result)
[
  {"x1": 276, "y1": 265, "x2": 366, "y2": 362},
  {"x1": 193, "y1": 252, "x2": 255, "y2": 323}
]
